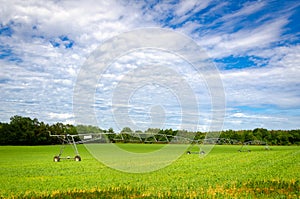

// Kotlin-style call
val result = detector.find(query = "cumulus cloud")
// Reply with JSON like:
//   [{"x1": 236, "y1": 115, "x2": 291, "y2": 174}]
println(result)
[
  {"x1": 220, "y1": 44, "x2": 300, "y2": 129},
  {"x1": 222, "y1": 45, "x2": 300, "y2": 106},
  {"x1": 0, "y1": 0, "x2": 299, "y2": 130}
]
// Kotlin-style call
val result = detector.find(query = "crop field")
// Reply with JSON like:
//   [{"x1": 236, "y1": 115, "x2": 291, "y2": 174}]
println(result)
[{"x1": 0, "y1": 144, "x2": 299, "y2": 198}]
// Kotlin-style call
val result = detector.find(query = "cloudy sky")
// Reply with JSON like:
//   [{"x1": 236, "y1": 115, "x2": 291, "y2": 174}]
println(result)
[{"x1": 0, "y1": 0, "x2": 299, "y2": 131}]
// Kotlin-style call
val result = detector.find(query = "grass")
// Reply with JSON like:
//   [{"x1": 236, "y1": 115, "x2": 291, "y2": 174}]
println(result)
[{"x1": 0, "y1": 144, "x2": 299, "y2": 198}]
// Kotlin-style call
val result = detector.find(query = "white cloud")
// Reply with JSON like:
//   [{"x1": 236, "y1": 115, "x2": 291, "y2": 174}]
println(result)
[
  {"x1": 171, "y1": 0, "x2": 212, "y2": 25},
  {"x1": 48, "y1": 112, "x2": 73, "y2": 120},
  {"x1": 224, "y1": 111, "x2": 290, "y2": 130},
  {"x1": 200, "y1": 17, "x2": 289, "y2": 58},
  {"x1": 0, "y1": 0, "x2": 299, "y2": 131},
  {"x1": 0, "y1": 0, "x2": 151, "y2": 123},
  {"x1": 175, "y1": 0, "x2": 211, "y2": 17},
  {"x1": 220, "y1": 44, "x2": 300, "y2": 129},
  {"x1": 47, "y1": 113, "x2": 74, "y2": 124},
  {"x1": 221, "y1": 44, "x2": 300, "y2": 106},
  {"x1": 220, "y1": 1, "x2": 266, "y2": 22}
]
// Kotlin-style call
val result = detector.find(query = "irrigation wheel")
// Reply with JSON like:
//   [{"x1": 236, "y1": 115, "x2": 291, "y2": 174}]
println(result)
[
  {"x1": 53, "y1": 156, "x2": 60, "y2": 162},
  {"x1": 74, "y1": 155, "x2": 81, "y2": 162}
]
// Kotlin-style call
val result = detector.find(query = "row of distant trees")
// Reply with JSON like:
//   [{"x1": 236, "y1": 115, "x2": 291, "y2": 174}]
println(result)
[
  {"x1": 0, "y1": 115, "x2": 299, "y2": 145},
  {"x1": 0, "y1": 115, "x2": 78, "y2": 145}
]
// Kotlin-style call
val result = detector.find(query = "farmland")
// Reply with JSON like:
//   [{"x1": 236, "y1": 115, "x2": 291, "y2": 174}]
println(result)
[{"x1": 0, "y1": 144, "x2": 299, "y2": 198}]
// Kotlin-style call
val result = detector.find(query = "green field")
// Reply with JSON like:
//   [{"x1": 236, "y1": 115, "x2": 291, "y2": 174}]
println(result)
[{"x1": 0, "y1": 144, "x2": 299, "y2": 198}]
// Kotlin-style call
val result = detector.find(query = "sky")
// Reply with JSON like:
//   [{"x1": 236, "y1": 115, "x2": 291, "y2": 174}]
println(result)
[{"x1": 0, "y1": 0, "x2": 299, "y2": 132}]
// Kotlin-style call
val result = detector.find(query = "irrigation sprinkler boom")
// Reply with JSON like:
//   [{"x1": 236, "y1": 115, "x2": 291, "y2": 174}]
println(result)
[
  {"x1": 49, "y1": 131, "x2": 199, "y2": 162},
  {"x1": 50, "y1": 131, "x2": 270, "y2": 162}
]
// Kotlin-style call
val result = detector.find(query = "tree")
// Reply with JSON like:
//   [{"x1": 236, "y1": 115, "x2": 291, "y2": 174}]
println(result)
[
  {"x1": 107, "y1": 127, "x2": 116, "y2": 142},
  {"x1": 121, "y1": 127, "x2": 133, "y2": 133}
]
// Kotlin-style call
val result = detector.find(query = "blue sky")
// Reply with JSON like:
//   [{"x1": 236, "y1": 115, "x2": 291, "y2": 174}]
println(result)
[{"x1": 0, "y1": 0, "x2": 299, "y2": 131}]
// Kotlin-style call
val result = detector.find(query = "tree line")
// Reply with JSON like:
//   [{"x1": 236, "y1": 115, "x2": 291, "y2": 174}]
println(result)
[
  {"x1": 0, "y1": 115, "x2": 299, "y2": 145},
  {"x1": 0, "y1": 115, "x2": 77, "y2": 145}
]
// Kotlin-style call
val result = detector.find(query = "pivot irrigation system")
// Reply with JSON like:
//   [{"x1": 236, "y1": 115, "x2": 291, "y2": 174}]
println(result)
[
  {"x1": 49, "y1": 131, "x2": 196, "y2": 162},
  {"x1": 49, "y1": 132, "x2": 270, "y2": 161},
  {"x1": 49, "y1": 133, "x2": 81, "y2": 162}
]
